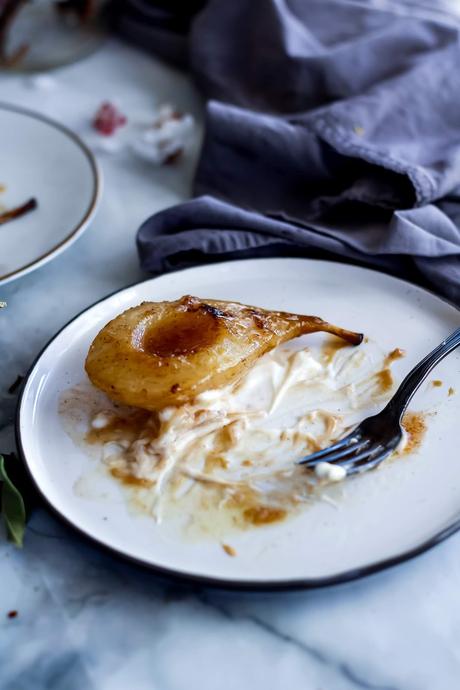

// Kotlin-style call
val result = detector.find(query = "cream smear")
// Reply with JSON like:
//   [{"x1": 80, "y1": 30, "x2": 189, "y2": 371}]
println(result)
[{"x1": 60, "y1": 337, "x2": 410, "y2": 530}]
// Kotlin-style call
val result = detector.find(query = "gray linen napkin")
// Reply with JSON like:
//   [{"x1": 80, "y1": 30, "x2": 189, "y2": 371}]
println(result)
[{"x1": 124, "y1": 0, "x2": 460, "y2": 304}]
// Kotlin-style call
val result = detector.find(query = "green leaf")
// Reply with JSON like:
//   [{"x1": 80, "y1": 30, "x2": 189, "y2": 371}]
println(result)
[{"x1": 0, "y1": 455, "x2": 26, "y2": 547}]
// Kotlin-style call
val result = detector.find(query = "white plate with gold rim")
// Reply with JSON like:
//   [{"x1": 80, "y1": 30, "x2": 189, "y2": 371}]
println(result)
[
  {"x1": 17, "y1": 259, "x2": 460, "y2": 589},
  {"x1": 0, "y1": 103, "x2": 100, "y2": 286}
]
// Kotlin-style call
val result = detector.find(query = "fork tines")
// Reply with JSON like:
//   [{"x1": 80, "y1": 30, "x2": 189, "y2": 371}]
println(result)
[{"x1": 298, "y1": 432, "x2": 390, "y2": 476}]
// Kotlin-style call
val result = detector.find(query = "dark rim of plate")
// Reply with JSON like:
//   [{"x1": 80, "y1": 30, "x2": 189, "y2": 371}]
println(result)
[
  {"x1": 0, "y1": 101, "x2": 100, "y2": 284},
  {"x1": 15, "y1": 258, "x2": 460, "y2": 592}
]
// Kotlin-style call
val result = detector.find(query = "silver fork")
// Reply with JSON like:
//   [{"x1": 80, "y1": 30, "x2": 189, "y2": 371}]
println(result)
[{"x1": 298, "y1": 327, "x2": 460, "y2": 476}]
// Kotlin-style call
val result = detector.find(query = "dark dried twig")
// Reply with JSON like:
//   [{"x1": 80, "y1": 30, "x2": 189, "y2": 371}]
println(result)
[{"x1": 0, "y1": 197, "x2": 37, "y2": 225}]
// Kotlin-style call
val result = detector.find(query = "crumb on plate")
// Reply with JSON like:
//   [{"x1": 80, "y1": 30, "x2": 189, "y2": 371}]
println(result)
[
  {"x1": 222, "y1": 543, "x2": 237, "y2": 557},
  {"x1": 402, "y1": 412, "x2": 427, "y2": 454}
]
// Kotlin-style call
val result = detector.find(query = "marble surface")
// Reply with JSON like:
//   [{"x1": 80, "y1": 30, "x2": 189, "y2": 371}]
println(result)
[{"x1": 1, "y1": 39, "x2": 460, "y2": 690}]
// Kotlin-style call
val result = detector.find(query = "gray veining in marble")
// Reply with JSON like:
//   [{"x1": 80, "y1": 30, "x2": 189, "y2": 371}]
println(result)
[{"x1": 1, "y1": 38, "x2": 460, "y2": 690}]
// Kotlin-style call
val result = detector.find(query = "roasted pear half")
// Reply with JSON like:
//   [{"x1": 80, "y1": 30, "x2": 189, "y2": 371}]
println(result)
[{"x1": 85, "y1": 295, "x2": 363, "y2": 410}]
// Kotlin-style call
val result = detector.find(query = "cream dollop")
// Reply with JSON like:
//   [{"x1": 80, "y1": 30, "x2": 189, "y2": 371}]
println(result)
[{"x1": 314, "y1": 461, "x2": 347, "y2": 482}]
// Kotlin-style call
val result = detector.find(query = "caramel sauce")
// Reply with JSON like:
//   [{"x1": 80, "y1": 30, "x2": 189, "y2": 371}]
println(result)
[
  {"x1": 227, "y1": 487, "x2": 288, "y2": 528},
  {"x1": 222, "y1": 543, "x2": 237, "y2": 557},
  {"x1": 204, "y1": 455, "x2": 229, "y2": 472},
  {"x1": 215, "y1": 423, "x2": 240, "y2": 451},
  {"x1": 85, "y1": 403, "x2": 292, "y2": 532},
  {"x1": 243, "y1": 505, "x2": 287, "y2": 526},
  {"x1": 376, "y1": 368, "x2": 393, "y2": 392},
  {"x1": 402, "y1": 412, "x2": 427, "y2": 454},
  {"x1": 322, "y1": 337, "x2": 350, "y2": 363},
  {"x1": 86, "y1": 410, "x2": 152, "y2": 444},
  {"x1": 432, "y1": 380, "x2": 443, "y2": 387},
  {"x1": 110, "y1": 467, "x2": 154, "y2": 487},
  {"x1": 84, "y1": 409, "x2": 160, "y2": 490},
  {"x1": 385, "y1": 348, "x2": 405, "y2": 365},
  {"x1": 142, "y1": 309, "x2": 219, "y2": 357}
]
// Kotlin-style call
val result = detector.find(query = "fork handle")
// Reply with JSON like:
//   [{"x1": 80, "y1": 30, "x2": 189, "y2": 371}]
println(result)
[{"x1": 384, "y1": 326, "x2": 460, "y2": 420}]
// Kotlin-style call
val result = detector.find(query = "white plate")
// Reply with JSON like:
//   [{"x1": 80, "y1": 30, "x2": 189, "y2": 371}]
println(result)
[
  {"x1": 17, "y1": 259, "x2": 460, "y2": 589},
  {"x1": 0, "y1": 103, "x2": 100, "y2": 285}
]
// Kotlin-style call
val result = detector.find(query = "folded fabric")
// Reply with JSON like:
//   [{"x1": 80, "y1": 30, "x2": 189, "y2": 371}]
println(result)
[
  {"x1": 138, "y1": 195, "x2": 460, "y2": 303},
  {"x1": 118, "y1": 0, "x2": 460, "y2": 304},
  {"x1": 110, "y1": 0, "x2": 206, "y2": 67}
]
